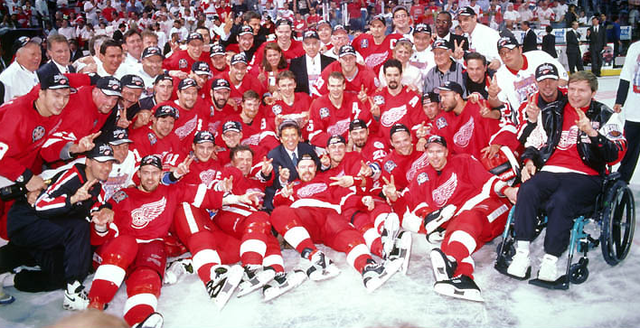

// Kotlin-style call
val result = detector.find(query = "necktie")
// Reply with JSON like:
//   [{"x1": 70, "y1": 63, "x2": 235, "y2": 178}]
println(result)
[{"x1": 292, "y1": 153, "x2": 298, "y2": 167}]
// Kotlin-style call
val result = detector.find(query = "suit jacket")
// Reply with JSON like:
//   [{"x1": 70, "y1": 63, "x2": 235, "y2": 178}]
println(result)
[
  {"x1": 290, "y1": 54, "x2": 335, "y2": 95},
  {"x1": 447, "y1": 33, "x2": 469, "y2": 51},
  {"x1": 587, "y1": 24, "x2": 606, "y2": 51},
  {"x1": 522, "y1": 29, "x2": 538, "y2": 52},
  {"x1": 70, "y1": 50, "x2": 83, "y2": 63},
  {"x1": 566, "y1": 29, "x2": 581, "y2": 54},
  {"x1": 264, "y1": 142, "x2": 320, "y2": 210},
  {"x1": 36, "y1": 61, "x2": 76, "y2": 82},
  {"x1": 542, "y1": 34, "x2": 557, "y2": 58}
]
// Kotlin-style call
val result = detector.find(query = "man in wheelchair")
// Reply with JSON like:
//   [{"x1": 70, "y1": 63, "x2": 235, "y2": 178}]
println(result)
[{"x1": 504, "y1": 70, "x2": 627, "y2": 284}]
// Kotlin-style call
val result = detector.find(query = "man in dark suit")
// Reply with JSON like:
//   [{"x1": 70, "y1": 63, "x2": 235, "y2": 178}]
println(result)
[
  {"x1": 290, "y1": 30, "x2": 335, "y2": 95},
  {"x1": 69, "y1": 39, "x2": 83, "y2": 63},
  {"x1": 37, "y1": 34, "x2": 76, "y2": 82},
  {"x1": 435, "y1": 11, "x2": 469, "y2": 52},
  {"x1": 587, "y1": 15, "x2": 606, "y2": 76},
  {"x1": 264, "y1": 120, "x2": 321, "y2": 211},
  {"x1": 521, "y1": 21, "x2": 538, "y2": 52},
  {"x1": 566, "y1": 21, "x2": 584, "y2": 73}
]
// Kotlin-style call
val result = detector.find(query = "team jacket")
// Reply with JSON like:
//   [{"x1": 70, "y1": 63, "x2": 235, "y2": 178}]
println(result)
[
  {"x1": 163, "y1": 49, "x2": 213, "y2": 74},
  {"x1": 0, "y1": 88, "x2": 62, "y2": 182},
  {"x1": 222, "y1": 112, "x2": 279, "y2": 158},
  {"x1": 129, "y1": 125, "x2": 185, "y2": 170},
  {"x1": 371, "y1": 86, "x2": 424, "y2": 144},
  {"x1": 520, "y1": 99, "x2": 627, "y2": 175},
  {"x1": 378, "y1": 149, "x2": 430, "y2": 193},
  {"x1": 163, "y1": 99, "x2": 210, "y2": 150},
  {"x1": 351, "y1": 33, "x2": 403, "y2": 75}
]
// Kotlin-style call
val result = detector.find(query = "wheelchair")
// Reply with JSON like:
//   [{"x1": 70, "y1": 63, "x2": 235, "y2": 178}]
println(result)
[{"x1": 494, "y1": 172, "x2": 636, "y2": 289}]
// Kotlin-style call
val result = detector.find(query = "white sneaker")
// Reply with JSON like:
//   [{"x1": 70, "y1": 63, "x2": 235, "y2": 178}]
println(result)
[
  {"x1": 132, "y1": 312, "x2": 164, "y2": 328},
  {"x1": 507, "y1": 248, "x2": 531, "y2": 279},
  {"x1": 538, "y1": 254, "x2": 559, "y2": 282},
  {"x1": 63, "y1": 281, "x2": 89, "y2": 311}
]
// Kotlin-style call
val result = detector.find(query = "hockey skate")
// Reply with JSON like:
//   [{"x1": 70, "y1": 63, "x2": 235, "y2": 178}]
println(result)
[
  {"x1": 380, "y1": 213, "x2": 400, "y2": 258},
  {"x1": 206, "y1": 265, "x2": 244, "y2": 310},
  {"x1": 433, "y1": 275, "x2": 484, "y2": 302},
  {"x1": 262, "y1": 269, "x2": 307, "y2": 302},
  {"x1": 132, "y1": 312, "x2": 164, "y2": 328},
  {"x1": 303, "y1": 250, "x2": 340, "y2": 281},
  {"x1": 426, "y1": 228, "x2": 446, "y2": 245},
  {"x1": 424, "y1": 205, "x2": 456, "y2": 235},
  {"x1": 361, "y1": 258, "x2": 402, "y2": 292},
  {"x1": 386, "y1": 231, "x2": 412, "y2": 274},
  {"x1": 163, "y1": 258, "x2": 194, "y2": 285},
  {"x1": 430, "y1": 248, "x2": 457, "y2": 283},
  {"x1": 63, "y1": 281, "x2": 90, "y2": 311},
  {"x1": 237, "y1": 265, "x2": 276, "y2": 298}
]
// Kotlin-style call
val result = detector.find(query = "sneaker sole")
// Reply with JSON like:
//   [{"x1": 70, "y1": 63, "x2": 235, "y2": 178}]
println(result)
[
  {"x1": 433, "y1": 282, "x2": 485, "y2": 302},
  {"x1": 430, "y1": 248, "x2": 452, "y2": 283}
]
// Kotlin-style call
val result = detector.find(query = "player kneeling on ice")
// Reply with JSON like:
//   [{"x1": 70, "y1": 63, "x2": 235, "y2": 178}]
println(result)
[
  {"x1": 86, "y1": 155, "x2": 262, "y2": 328},
  {"x1": 270, "y1": 154, "x2": 402, "y2": 292},
  {"x1": 383, "y1": 135, "x2": 518, "y2": 301}
]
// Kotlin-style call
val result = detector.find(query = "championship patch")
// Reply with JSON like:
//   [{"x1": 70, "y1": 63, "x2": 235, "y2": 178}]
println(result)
[
  {"x1": 384, "y1": 160, "x2": 397, "y2": 173},
  {"x1": 360, "y1": 38, "x2": 369, "y2": 48},
  {"x1": 436, "y1": 117, "x2": 448, "y2": 129},
  {"x1": 32, "y1": 126, "x2": 45, "y2": 142},
  {"x1": 148, "y1": 133, "x2": 157, "y2": 145},
  {"x1": 272, "y1": 104, "x2": 282, "y2": 115},
  {"x1": 112, "y1": 190, "x2": 128, "y2": 203},
  {"x1": 374, "y1": 141, "x2": 385, "y2": 149},
  {"x1": 178, "y1": 58, "x2": 188, "y2": 69},
  {"x1": 319, "y1": 107, "x2": 330, "y2": 119},
  {"x1": 417, "y1": 172, "x2": 429, "y2": 185},
  {"x1": 373, "y1": 95, "x2": 385, "y2": 106}
]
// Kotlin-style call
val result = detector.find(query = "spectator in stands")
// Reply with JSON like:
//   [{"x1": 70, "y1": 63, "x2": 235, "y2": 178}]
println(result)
[
  {"x1": 542, "y1": 26, "x2": 558, "y2": 58},
  {"x1": 0, "y1": 36, "x2": 41, "y2": 103}
]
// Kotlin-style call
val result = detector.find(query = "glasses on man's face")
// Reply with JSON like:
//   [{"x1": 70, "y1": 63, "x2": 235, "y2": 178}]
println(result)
[{"x1": 394, "y1": 13, "x2": 408, "y2": 19}]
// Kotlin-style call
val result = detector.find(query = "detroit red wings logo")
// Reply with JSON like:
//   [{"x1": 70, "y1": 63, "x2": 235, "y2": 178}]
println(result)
[
  {"x1": 557, "y1": 126, "x2": 579, "y2": 150},
  {"x1": 406, "y1": 152, "x2": 429, "y2": 182},
  {"x1": 174, "y1": 116, "x2": 199, "y2": 140},
  {"x1": 365, "y1": 52, "x2": 389, "y2": 69},
  {"x1": 131, "y1": 197, "x2": 167, "y2": 229},
  {"x1": 380, "y1": 105, "x2": 407, "y2": 128},
  {"x1": 199, "y1": 169, "x2": 222, "y2": 186},
  {"x1": 241, "y1": 134, "x2": 261, "y2": 146},
  {"x1": 454, "y1": 117, "x2": 474, "y2": 148},
  {"x1": 432, "y1": 173, "x2": 458, "y2": 208},
  {"x1": 297, "y1": 183, "x2": 328, "y2": 198},
  {"x1": 327, "y1": 118, "x2": 350, "y2": 136}
]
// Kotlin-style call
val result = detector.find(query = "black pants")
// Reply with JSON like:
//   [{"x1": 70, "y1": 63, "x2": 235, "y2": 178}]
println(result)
[
  {"x1": 567, "y1": 51, "x2": 584, "y2": 74},
  {"x1": 618, "y1": 120, "x2": 640, "y2": 183},
  {"x1": 513, "y1": 171, "x2": 602, "y2": 257},
  {"x1": 591, "y1": 46, "x2": 603, "y2": 75},
  {"x1": 7, "y1": 203, "x2": 92, "y2": 291}
]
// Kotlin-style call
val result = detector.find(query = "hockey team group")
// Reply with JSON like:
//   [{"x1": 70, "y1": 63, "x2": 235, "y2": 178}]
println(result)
[{"x1": 0, "y1": 5, "x2": 631, "y2": 328}]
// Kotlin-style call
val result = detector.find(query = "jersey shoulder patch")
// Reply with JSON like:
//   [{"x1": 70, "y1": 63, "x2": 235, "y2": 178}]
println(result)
[{"x1": 112, "y1": 190, "x2": 128, "y2": 203}]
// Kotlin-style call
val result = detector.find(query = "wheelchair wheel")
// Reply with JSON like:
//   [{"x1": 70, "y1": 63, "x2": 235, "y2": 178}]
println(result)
[
  {"x1": 569, "y1": 258, "x2": 589, "y2": 284},
  {"x1": 600, "y1": 180, "x2": 636, "y2": 266}
]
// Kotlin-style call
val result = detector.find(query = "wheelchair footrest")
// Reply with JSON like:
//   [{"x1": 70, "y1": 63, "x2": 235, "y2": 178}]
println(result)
[
  {"x1": 494, "y1": 261, "x2": 531, "y2": 281},
  {"x1": 529, "y1": 276, "x2": 570, "y2": 290}
]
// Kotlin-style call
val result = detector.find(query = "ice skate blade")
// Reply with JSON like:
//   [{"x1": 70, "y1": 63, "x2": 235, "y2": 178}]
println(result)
[
  {"x1": 237, "y1": 269, "x2": 276, "y2": 298},
  {"x1": 433, "y1": 282, "x2": 485, "y2": 302},
  {"x1": 214, "y1": 265, "x2": 244, "y2": 310}
]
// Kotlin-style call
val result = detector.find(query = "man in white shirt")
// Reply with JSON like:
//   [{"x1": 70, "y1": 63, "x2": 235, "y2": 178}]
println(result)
[
  {"x1": 0, "y1": 36, "x2": 41, "y2": 103},
  {"x1": 503, "y1": 3, "x2": 520, "y2": 26},
  {"x1": 57, "y1": 19, "x2": 76, "y2": 41},
  {"x1": 130, "y1": 46, "x2": 164, "y2": 94},
  {"x1": 457, "y1": 6, "x2": 501, "y2": 70},
  {"x1": 392, "y1": 6, "x2": 413, "y2": 41},
  {"x1": 122, "y1": 29, "x2": 144, "y2": 66}
]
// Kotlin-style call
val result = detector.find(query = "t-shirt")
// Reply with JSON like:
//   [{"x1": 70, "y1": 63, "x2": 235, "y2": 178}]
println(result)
[{"x1": 619, "y1": 41, "x2": 640, "y2": 122}]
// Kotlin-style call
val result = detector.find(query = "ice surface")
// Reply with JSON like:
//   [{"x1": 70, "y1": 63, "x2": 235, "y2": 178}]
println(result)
[{"x1": 1, "y1": 77, "x2": 639, "y2": 328}]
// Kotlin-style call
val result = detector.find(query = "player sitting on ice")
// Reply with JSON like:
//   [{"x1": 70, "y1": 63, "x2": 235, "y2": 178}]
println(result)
[
  {"x1": 86, "y1": 155, "x2": 262, "y2": 327},
  {"x1": 270, "y1": 153, "x2": 403, "y2": 291},
  {"x1": 383, "y1": 135, "x2": 518, "y2": 301}
]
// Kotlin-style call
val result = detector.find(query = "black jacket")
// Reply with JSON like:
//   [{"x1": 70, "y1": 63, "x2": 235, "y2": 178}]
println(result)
[
  {"x1": 520, "y1": 95, "x2": 626, "y2": 176},
  {"x1": 522, "y1": 29, "x2": 538, "y2": 52},
  {"x1": 566, "y1": 28, "x2": 581, "y2": 54},
  {"x1": 37, "y1": 61, "x2": 76, "y2": 82},
  {"x1": 541, "y1": 34, "x2": 557, "y2": 58},
  {"x1": 290, "y1": 54, "x2": 335, "y2": 95}
]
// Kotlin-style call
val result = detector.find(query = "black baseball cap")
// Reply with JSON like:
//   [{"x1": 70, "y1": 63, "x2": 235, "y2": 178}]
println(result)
[
  {"x1": 370, "y1": 15, "x2": 386, "y2": 25},
  {"x1": 140, "y1": 154, "x2": 163, "y2": 170},
  {"x1": 349, "y1": 119, "x2": 368, "y2": 131},
  {"x1": 438, "y1": 81, "x2": 464, "y2": 95},
  {"x1": 431, "y1": 39, "x2": 452, "y2": 51},
  {"x1": 458, "y1": 6, "x2": 477, "y2": 16},
  {"x1": 178, "y1": 78, "x2": 198, "y2": 90},
  {"x1": 12, "y1": 36, "x2": 42, "y2": 54},
  {"x1": 154, "y1": 73, "x2": 173, "y2": 85},
  {"x1": 41, "y1": 73, "x2": 76, "y2": 92},
  {"x1": 121, "y1": 74, "x2": 145, "y2": 89},
  {"x1": 414, "y1": 23, "x2": 431, "y2": 34},
  {"x1": 389, "y1": 123, "x2": 410, "y2": 139},
  {"x1": 211, "y1": 78, "x2": 231, "y2": 91},
  {"x1": 238, "y1": 25, "x2": 253, "y2": 36},
  {"x1": 327, "y1": 135, "x2": 346, "y2": 147},
  {"x1": 210, "y1": 44, "x2": 225, "y2": 56},
  {"x1": 230, "y1": 53, "x2": 248, "y2": 66},
  {"x1": 339, "y1": 45, "x2": 357, "y2": 58},
  {"x1": 191, "y1": 61, "x2": 212, "y2": 76},
  {"x1": 423, "y1": 92, "x2": 440, "y2": 104},
  {"x1": 303, "y1": 30, "x2": 320, "y2": 40},
  {"x1": 108, "y1": 127, "x2": 133, "y2": 145},
  {"x1": 187, "y1": 32, "x2": 204, "y2": 43},
  {"x1": 87, "y1": 143, "x2": 118, "y2": 162},
  {"x1": 96, "y1": 76, "x2": 122, "y2": 97},
  {"x1": 426, "y1": 135, "x2": 447, "y2": 148},
  {"x1": 222, "y1": 120, "x2": 242, "y2": 133},
  {"x1": 535, "y1": 63, "x2": 559, "y2": 81},
  {"x1": 194, "y1": 130, "x2": 215, "y2": 144},
  {"x1": 154, "y1": 105, "x2": 179, "y2": 119},
  {"x1": 497, "y1": 36, "x2": 519, "y2": 51},
  {"x1": 142, "y1": 46, "x2": 164, "y2": 59}
]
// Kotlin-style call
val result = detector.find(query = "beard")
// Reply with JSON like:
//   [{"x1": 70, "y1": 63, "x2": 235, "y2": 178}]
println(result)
[
  {"x1": 214, "y1": 97, "x2": 228, "y2": 109},
  {"x1": 388, "y1": 81, "x2": 399, "y2": 90}
]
